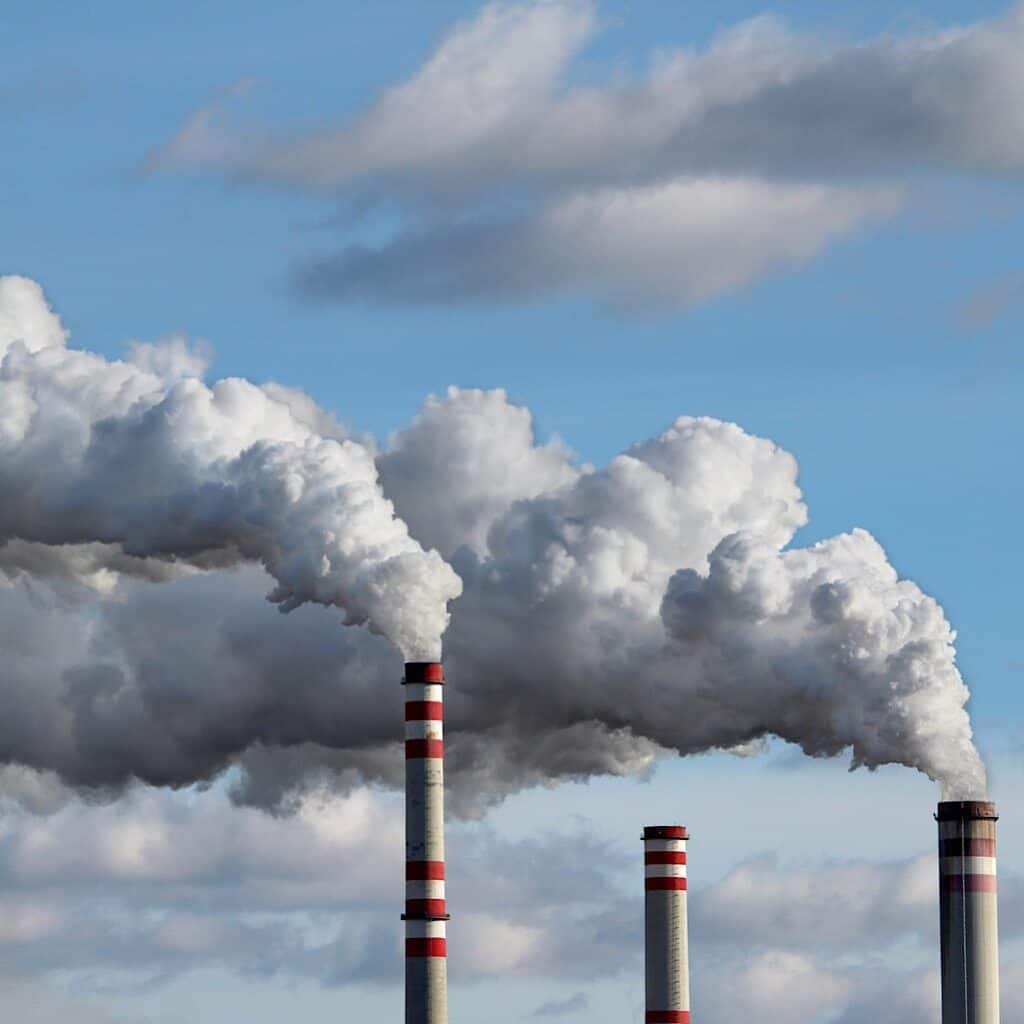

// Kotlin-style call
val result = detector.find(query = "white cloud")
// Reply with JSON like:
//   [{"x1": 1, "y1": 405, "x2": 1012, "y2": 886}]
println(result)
[
  {"x1": 702, "y1": 950, "x2": 850, "y2": 1024},
  {"x1": 150, "y1": 3, "x2": 1024, "y2": 192},
  {"x1": 695, "y1": 854, "x2": 937, "y2": 948},
  {"x1": 148, "y1": 2, "x2": 597, "y2": 191},
  {"x1": 0, "y1": 784, "x2": 636, "y2": 984}
]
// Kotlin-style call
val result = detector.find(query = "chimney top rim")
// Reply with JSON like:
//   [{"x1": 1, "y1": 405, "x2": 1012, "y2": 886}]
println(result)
[
  {"x1": 643, "y1": 825, "x2": 688, "y2": 840},
  {"x1": 403, "y1": 662, "x2": 445, "y2": 684},
  {"x1": 935, "y1": 800, "x2": 998, "y2": 821}
]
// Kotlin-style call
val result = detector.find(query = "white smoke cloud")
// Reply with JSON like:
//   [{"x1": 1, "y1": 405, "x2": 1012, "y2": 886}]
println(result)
[
  {"x1": 432, "y1": 396, "x2": 984, "y2": 800},
  {"x1": 660, "y1": 529, "x2": 983, "y2": 797},
  {"x1": 0, "y1": 277, "x2": 986, "y2": 802},
  {"x1": 0, "y1": 276, "x2": 461, "y2": 659},
  {"x1": 377, "y1": 386, "x2": 579, "y2": 559}
]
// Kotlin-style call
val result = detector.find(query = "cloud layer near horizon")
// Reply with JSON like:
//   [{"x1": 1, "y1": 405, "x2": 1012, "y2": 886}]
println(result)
[
  {"x1": 146, "y1": 1, "x2": 1024, "y2": 309},
  {"x1": 0, "y1": 778, "x2": 1020, "y2": 1023}
]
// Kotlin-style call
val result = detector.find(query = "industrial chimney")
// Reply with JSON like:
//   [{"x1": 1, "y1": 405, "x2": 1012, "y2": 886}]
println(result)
[
  {"x1": 937, "y1": 800, "x2": 999, "y2": 1024},
  {"x1": 643, "y1": 825, "x2": 690, "y2": 1024},
  {"x1": 403, "y1": 662, "x2": 448, "y2": 1024}
]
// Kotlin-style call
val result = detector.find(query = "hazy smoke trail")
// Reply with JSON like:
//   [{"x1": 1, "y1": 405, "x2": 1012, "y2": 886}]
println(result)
[{"x1": 0, "y1": 278, "x2": 985, "y2": 804}]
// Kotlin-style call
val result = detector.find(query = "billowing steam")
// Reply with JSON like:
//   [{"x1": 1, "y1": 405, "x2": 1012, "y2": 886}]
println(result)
[
  {"x1": 0, "y1": 276, "x2": 460, "y2": 659},
  {"x1": 0, "y1": 277, "x2": 985, "y2": 806}
]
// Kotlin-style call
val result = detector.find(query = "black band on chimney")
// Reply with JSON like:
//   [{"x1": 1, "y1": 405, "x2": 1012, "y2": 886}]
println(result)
[
  {"x1": 403, "y1": 662, "x2": 445, "y2": 685},
  {"x1": 935, "y1": 800, "x2": 998, "y2": 821}
]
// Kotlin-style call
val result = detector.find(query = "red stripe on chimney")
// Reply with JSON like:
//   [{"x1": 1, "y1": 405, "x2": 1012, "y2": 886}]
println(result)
[
  {"x1": 406, "y1": 861, "x2": 445, "y2": 881},
  {"x1": 405, "y1": 738, "x2": 444, "y2": 759},
  {"x1": 646, "y1": 877, "x2": 687, "y2": 891},
  {"x1": 406, "y1": 938, "x2": 447, "y2": 958},
  {"x1": 645, "y1": 852, "x2": 687, "y2": 865},
  {"x1": 405, "y1": 701, "x2": 443, "y2": 721},
  {"x1": 943, "y1": 875, "x2": 997, "y2": 893}
]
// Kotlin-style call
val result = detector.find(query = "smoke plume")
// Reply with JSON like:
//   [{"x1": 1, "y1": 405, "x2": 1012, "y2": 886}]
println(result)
[
  {"x1": 0, "y1": 276, "x2": 460, "y2": 659},
  {"x1": 0, "y1": 277, "x2": 985, "y2": 805}
]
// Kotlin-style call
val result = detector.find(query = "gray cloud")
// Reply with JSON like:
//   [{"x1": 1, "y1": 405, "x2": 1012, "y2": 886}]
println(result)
[
  {"x1": 693, "y1": 853, "x2": 1024, "y2": 950},
  {"x1": 294, "y1": 179, "x2": 898, "y2": 310},
  {"x1": 0, "y1": 785, "x2": 635, "y2": 985},
  {"x1": 0, "y1": 976, "x2": 143, "y2": 1024},
  {"x1": 145, "y1": 2, "x2": 1024, "y2": 309},
  {"x1": 530, "y1": 992, "x2": 589, "y2": 1017},
  {"x1": 829, "y1": 969, "x2": 939, "y2": 1024},
  {"x1": 0, "y1": 777, "x2": 1019, "y2": 1023}
]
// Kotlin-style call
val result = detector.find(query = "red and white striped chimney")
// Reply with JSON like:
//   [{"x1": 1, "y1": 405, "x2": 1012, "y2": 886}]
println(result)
[
  {"x1": 937, "y1": 800, "x2": 1000, "y2": 1024},
  {"x1": 643, "y1": 825, "x2": 690, "y2": 1024},
  {"x1": 403, "y1": 662, "x2": 448, "y2": 1024}
]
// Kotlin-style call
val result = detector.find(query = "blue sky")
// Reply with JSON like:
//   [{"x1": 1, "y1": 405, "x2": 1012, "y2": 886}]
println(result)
[{"x1": 3, "y1": 2, "x2": 1024, "y2": 1021}]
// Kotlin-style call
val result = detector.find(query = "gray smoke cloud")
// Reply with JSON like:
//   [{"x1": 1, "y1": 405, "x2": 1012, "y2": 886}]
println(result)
[{"x1": 0, "y1": 277, "x2": 986, "y2": 804}]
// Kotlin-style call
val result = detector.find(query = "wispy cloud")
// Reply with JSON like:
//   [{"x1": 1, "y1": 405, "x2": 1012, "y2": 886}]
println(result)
[
  {"x1": 530, "y1": 991, "x2": 589, "y2": 1017},
  {"x1": 957, "y1": 270, "x2": 1024, "y2": 328}
]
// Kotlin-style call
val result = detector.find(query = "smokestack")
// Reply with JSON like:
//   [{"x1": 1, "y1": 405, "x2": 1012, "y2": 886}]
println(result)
[
  {"x1": 643, "y1": 825, "x2": 690, "y2": 1024},
  {"x1": 403, "y1": 662, "x2": 448, "y2": 1024},
  {"x1": 937, "y1": 800, "x2": 1000, "y2": 1024}
]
